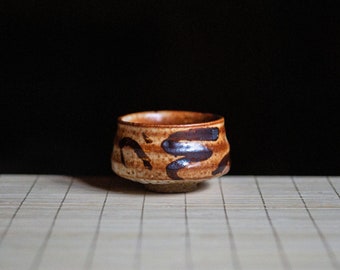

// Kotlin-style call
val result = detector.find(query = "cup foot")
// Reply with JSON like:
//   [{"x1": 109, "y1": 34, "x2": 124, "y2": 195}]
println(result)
[{"x1": 144, "y1": 182, "x2": 199, "y2": 193}]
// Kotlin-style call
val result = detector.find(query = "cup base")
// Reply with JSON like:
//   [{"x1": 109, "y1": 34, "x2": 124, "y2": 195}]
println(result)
[{"x1": 144, "y1": 182, "x2": 199, "y2": 193}]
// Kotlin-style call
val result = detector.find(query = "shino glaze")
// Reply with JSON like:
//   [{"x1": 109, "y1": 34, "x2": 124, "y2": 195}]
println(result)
[{"x1": 111, "y1": 111, "x2": 231, "y2": 193}]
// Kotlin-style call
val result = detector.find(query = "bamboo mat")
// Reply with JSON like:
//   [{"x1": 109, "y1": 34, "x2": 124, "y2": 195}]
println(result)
[{"x1": 0, "y1": 175, "x2": 339, "y2": 270}]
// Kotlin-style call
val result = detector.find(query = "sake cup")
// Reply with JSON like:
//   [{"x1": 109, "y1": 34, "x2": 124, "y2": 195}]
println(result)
[{"x1": 111, "y1": 110, "x2": 231, "y2": 193}]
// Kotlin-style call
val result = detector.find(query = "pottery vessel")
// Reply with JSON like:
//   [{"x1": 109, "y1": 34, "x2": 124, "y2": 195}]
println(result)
[{"x1": 111, "y1": 111, "x2": 231, "y2": 192}]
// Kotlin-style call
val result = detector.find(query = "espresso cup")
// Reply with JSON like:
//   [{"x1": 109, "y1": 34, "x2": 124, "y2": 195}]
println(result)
[{"x1": 111, "y1": 111, "x2": 231, "y2": 192}]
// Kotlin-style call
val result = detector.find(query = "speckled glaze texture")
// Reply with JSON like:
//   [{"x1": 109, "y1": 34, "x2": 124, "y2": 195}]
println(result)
[{"x1": 111, "y1": 111, "x2": 231, "y2": 192}]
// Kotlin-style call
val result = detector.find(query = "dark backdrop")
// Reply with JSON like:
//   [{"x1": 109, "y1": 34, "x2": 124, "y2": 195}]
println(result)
[{"x1": 1, "y1": 1, "x2": 339, "y2": 175}]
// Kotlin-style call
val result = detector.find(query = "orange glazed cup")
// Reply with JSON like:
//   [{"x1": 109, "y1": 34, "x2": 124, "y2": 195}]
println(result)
[{"x1": 111, "y1": 111, "x2": 231, "y2": 193}]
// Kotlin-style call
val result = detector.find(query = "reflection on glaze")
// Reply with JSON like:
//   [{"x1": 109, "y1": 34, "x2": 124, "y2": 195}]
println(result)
[{"x1": 161, "y1": 128, "x2": 219, "y2": 180}]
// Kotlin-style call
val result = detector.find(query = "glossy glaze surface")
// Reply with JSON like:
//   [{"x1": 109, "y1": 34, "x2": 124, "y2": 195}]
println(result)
[{"x1": 111, "y1": 111, "x2": 231, "y2": 190}]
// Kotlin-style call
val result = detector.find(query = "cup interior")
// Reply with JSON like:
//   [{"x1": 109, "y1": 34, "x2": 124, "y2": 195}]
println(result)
[{"x1": 119, "y1": 111, "x2": 222, "y2": 126}]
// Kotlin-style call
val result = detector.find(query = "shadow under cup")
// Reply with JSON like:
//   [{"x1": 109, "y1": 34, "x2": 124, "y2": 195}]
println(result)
[{"x1": 111, "y1": 111, "x2": 231, "y2": 193}]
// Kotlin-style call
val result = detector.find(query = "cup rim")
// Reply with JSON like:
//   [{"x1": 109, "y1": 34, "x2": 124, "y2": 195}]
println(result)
[{"x1": 117, "y1": 110, "x2": 225, "y2": 128}]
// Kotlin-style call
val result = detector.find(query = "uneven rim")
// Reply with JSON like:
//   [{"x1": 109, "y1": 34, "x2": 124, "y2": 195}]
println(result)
[{"x1": 117, "y1": 110, "x2": 224, "y2": 128}]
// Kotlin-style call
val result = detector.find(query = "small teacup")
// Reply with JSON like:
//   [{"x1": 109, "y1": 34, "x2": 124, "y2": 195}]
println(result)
[{"x1": 111, "y1": 110, "x2": 231, "y2": 192}]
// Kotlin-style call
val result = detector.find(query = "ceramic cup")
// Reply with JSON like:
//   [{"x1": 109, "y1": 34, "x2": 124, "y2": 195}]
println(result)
[{"x1": 111, "y1": 111, "x2": 231, "y2": 192}]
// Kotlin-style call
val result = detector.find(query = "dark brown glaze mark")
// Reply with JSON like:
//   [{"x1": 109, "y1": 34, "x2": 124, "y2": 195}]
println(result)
[
  {"x1": 119, "y1": 137, "x2": 152, "y2": 170},
  {"x1": 166, "y1": 127, "x2": 219, "y2": 142},
  {"x1": 142, "y1": 132, "x2": 153, "y2": 143},
  {"x1": 161, "y1": 128, "x2": 219, "y2": 180},
  {"x1": 212, "y1": 153, "x2": 231, "y2": 175}
]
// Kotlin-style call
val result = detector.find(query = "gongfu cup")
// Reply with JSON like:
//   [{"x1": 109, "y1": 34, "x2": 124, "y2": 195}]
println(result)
[{"x1": 111, "y1": 111, "x2": 231, "y2": 192}]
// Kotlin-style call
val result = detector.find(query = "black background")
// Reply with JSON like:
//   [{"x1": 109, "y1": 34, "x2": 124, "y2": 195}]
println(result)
[{"x1": 1, "y1": 1, "x2": 339, "y2": 175}]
